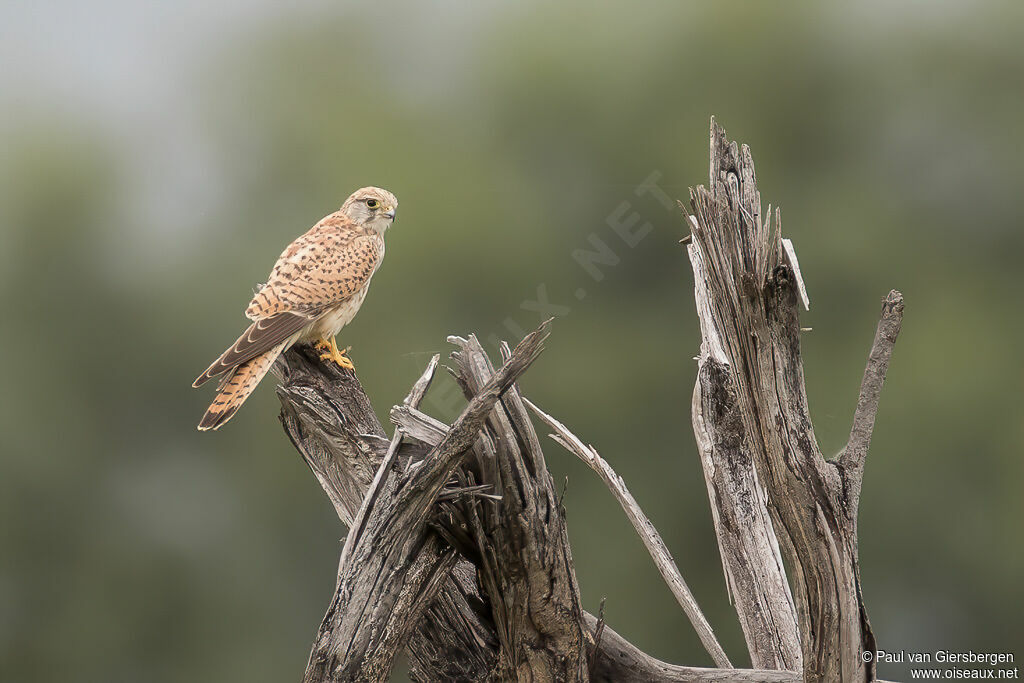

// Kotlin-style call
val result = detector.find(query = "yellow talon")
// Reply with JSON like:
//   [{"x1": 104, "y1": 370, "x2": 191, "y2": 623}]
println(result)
[{"x1": 317, "y1": 336, "x2": 354, "y2": 370}]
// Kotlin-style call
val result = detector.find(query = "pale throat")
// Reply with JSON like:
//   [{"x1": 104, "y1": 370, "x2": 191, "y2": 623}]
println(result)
[{"x1": 365, "y1": 216, "x2": 394, "y2": 235}]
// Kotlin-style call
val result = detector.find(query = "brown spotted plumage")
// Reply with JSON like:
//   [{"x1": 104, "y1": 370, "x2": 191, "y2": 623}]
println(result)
[{"x1": 194, "y1": 186, "x2": 397, "y2": 430}]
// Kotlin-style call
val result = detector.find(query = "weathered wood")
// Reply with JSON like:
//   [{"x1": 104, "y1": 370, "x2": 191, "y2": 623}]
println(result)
[
  {"x1": 294, "y1": 324, "x2": 551, "y2": 682},
  {"x1": 690, "y1": 357, "x2": 803, "y2": 670},
  {"x1": 683, "y1": 118, "x2": 902, "y2": 682},
  {"x1": 262, "y1": 118, "x2": 903, "y2": 683},
  {"x1": 274, "y1": 329, "x2": 899, "y2": 682},
  {"x1": 522, "y1": 397, "x2": 731, "y2": 669},
  {"x1": 680, "y1": 148, "x2": 804, "y2": 671},
  {"x1": 276, "y1": 325, "x2": 594, "y2": 682},
  {"x1": 282, "y1": 328, "x2": 766, "y2": 683},
  {"x1": 688, "y1": 237, "x2": 803, "y2": 670},
  {"x1": 585, "y1": 612, "x2": 796, "y2": 683},
  {"x1": 444, "y1": 332, "x2": 589, "y2": 680},
  {"x1": 296, "y1": 354, "x2": 449, "y2": 682},
  {"x1": 273, "y1": 347, "x2": 502, "y2": 681},
  {"x1": 837, "y1": 290, "x2": 904, "y2": 521},
  {"x1": 336, "y1": 354, "x2": 439, "y2": 577}
]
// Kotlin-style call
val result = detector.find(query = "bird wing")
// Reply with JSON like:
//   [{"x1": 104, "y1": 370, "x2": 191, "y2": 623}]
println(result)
[
  {"x1": 194, "y1": 215, "x2": 384, "y2": 388},
  {"x1": 192, "y1": 312, "x2": 312, "y2": 387},
  {"x1": 245, "y1": 214, "x2": 384, "y2": 320}
]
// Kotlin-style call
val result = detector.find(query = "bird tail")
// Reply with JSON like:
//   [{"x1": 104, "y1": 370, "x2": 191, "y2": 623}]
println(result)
[{"x1": 197, "y1": 341, "x2": 288, "y2": 431}]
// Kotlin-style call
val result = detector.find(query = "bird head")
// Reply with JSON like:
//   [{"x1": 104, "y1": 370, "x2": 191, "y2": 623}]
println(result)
[{"x1": 341, "y1": 187, "x2": 398, "y2": 233}]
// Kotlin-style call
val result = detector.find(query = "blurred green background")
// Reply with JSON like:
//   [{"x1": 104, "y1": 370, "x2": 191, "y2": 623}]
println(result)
[{"x1": 1, "y1": 2, "x2": 1022, "y2": 681}]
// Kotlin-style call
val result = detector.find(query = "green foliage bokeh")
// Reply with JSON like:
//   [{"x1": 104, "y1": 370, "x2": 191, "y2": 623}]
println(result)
[{"x1": 1, "y1": 3, "x2": 1021, "y2": 681}]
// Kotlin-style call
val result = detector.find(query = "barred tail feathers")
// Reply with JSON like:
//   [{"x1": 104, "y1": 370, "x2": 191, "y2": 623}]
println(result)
[
  {"x1": 197, "y1": 341, "x2": 288, "y2": 431},
  {"x1": 193, "y1": 312, "x2": 311, "y2": 388}
]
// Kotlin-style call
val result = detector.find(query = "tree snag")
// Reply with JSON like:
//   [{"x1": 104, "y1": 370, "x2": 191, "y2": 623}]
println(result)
[
  {"x1": 684, "y1": 117, "x2": 903, "y2": 681},
  {"x1": 265, "y1": 117, "x2": 902, "y2": 682}
]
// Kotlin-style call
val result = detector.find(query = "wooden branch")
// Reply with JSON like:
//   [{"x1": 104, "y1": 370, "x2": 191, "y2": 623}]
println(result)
[
  {"x1": 684, "y1": 117, "x2": 902, "y2": 681},
  {"x1": 685, "y1": 212, "x2": 803, "y2": 671},
  {"x1": 587, "y1": 622, "x2": 901, "y2": 683},
  {"x1": 273, "y1": 348, "x2": 502, "y2": 681},
  {"x1": 338, "y1": 353, "x2": 438, "y2": 574},
  {"x1": 268, "y1": 149, "x2": 903, "y2": 680},
  {"x1": 584, "y1": 613, "x2": 795, "y2": 683},
  {"x1": 299, "y1": 355, "x2": 445, "y2": 681},
  {"x1": 296, "y1": 325, "x2": 550, "y2": 682},
  {"x1": 275, "y1": 345, "x2": 389, "y2": 524},
  {"x1": 281, "y1": 349, "x2": 450, "y2": 682},
  {"x1": 522, "y1": 397, "x2": 732, "y2": 669},
  {"x1": 280, "y1": 342, "x2": 742, "y2": 682},
  {"x1": 304, "y1": 530, "x2": 458, "y2": 683},
  {"x1": 837, "y1": 290, "x2": 904, "y2": 514},
  {"x1": 272, "y1": 333, "x2": 894, "y2": 682},
  {"x1": 394, "y1": 396, "x2": 873, "y2": 683},
  {"x1": 394, "y1": 329, "x2": 590, "y2": 680}
]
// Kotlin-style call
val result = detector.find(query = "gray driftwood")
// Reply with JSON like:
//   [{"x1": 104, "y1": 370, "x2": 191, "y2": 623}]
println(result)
[
  {"x1": 684, "y1": 118, "x2": 903, "y2": 682},
  {"x1": 393, "y1": 332, "x2": 589, "y2": 680},
  {"x1": 522, "y1": 397, "x2": 731, "y2": 669},
  {"x1": 265, "y1": 118, "x2": 902, "y2": 682},
  {"x1": 274, "y1": 346, "x2": 501, "y2": 681},
  {"x1": 273, "y1": 335, "x2": 816, "y2": 682}
]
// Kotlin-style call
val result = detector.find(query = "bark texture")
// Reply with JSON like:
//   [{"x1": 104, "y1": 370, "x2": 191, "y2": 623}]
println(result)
[
  {"x1": 393, "y1": 332, "x2": 589, "y2": 680},
  {"x1": 272, "y1": 334, "x2": 809, "y2": 682},
  {"x1": 258, "y1": 117, "x2": 903, "y2": 683},
  {"x1": 274, "y1": 346, "x2": 502, "y2": 682},
  {"x1": 684, "y1": 118, "x2": 902, "y2": 682}
]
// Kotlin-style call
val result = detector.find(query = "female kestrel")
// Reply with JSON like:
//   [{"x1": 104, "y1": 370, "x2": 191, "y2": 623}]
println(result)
[{"x1": 193, "y1": 186, "x2": 397, "y2": 430}]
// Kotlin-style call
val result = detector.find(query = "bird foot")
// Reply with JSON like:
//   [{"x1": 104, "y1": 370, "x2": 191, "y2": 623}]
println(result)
[{"x1": 317, "y1": 337, "x2": 354, "y2": 370}]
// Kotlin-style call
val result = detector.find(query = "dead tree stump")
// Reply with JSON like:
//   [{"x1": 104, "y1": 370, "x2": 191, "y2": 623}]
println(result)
[{"x1": 264, "y1": 118, "x2": 903, "y2": 682}]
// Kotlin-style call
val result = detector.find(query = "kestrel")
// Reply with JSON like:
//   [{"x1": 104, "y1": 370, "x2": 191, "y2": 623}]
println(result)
[{"x1": 193, "y1": 186, "x2": 397, "y2": 431}]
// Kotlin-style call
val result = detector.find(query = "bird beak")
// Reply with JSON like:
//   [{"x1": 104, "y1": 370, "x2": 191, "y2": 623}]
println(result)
[{"x1": 384, "y1": 207, "x2": 396, "y2": 220}]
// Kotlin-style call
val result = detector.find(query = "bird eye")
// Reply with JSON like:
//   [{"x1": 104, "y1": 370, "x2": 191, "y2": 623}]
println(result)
[{"x1": 365, "y1": 199, "x2": 380, "y2": 209}]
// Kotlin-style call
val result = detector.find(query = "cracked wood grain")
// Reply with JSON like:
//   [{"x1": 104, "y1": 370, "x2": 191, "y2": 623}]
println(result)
[
  {"x1": 683, "y1": 117, "x2": 903, "y2": 682},
  {"x1": 296, "y1": 324, "x2": 550, "y2": 682},
  {"x1": 273, "y1": 347, "x2": 501, "y2": 681},
  {"x1": 258, "y1": 118, "x2": 903, "y2": 683},
  {"x1": 522, "y1": 397, "x2": 732, "y2": 670}
]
